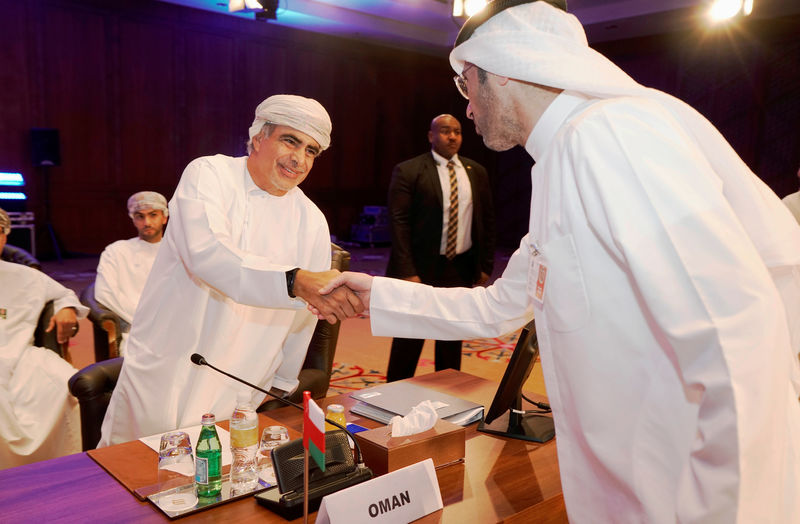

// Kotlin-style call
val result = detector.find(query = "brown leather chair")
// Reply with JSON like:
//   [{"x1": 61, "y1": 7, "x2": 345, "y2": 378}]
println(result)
[
  {"x1": 79, "y1": 281, "x2": 123, "y2": 362},
  {"x1": 68, "y1": 243, "x2": 350, "y2": 450}
]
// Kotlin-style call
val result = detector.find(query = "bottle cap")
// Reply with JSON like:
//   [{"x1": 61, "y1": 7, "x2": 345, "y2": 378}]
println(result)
[
  {"x1": 326, "y1": 404, "x2": 344, "y2": 413},
  {"x1": 202, "y1": 413, "x2": 216, "y2": 424}
]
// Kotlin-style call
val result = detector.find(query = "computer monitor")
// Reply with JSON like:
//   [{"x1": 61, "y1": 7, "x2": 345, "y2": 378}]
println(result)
[{"x1": 477, "y1": 319, "x2": 555, "y2": 443}]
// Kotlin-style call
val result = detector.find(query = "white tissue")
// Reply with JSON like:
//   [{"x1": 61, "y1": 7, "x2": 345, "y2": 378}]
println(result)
[{"x1": 389, "y1": 400, "x2": 441, "y2": 437}]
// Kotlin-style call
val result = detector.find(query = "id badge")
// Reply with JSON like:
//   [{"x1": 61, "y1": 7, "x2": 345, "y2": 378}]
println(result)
[{"x1": 527, "y1": 242, "x2": 547, "y2": 306}]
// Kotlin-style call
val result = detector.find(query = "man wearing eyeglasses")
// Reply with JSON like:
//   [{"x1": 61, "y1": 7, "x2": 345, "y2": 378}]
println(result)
[
  {"x1": 99, "y1": 94, "x2": 363, "y2": 446},
  {"x1": 318, "y1": 1, "x2": 800, "y2": 522},
  {"x1": 384, "y1": 114, "x2": 494, "y2": 381}
]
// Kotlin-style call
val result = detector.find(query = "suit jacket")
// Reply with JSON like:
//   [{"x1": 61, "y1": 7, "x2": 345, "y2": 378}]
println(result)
[{"x1": 386, "y1": 152, "x2": 495, "y2": 284}]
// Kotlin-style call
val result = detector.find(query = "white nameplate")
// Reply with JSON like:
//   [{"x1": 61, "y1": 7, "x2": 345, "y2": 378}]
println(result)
[{"x1": 316, "y1": 458, "x2": 443, "y2": 524}]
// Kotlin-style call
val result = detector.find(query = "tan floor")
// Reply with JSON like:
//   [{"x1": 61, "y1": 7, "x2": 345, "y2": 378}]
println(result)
[
  {"x1": 333, "y1": 315, "x2": 547, "y2": 397},
  {"x1": 52, "y1": 245, "x2": 547, "y2": 398}
]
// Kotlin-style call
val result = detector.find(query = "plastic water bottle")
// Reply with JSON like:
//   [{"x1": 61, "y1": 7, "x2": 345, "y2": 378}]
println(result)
[
  {"x1": 195, "y1": 413, "x2": 222, "y2": 498},
  {"x1": 229, "y1": 392, "x2": 259, "y2": 490}
]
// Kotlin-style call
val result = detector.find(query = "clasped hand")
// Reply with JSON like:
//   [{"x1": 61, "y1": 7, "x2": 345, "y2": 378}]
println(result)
[
  {"x1": 298, "y1": 271, "x2": 374, "y2": 322},
  {"x1": 293, "y1": 269, "x2": 365, "y2": 324}
]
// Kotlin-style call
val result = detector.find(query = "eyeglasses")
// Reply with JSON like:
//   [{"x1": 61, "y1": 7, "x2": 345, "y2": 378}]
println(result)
[{"x1": 453, "y1": 63, "x2": 477, "y2": 100}]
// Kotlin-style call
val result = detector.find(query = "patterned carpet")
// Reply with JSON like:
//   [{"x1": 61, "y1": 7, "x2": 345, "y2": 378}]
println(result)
[{"x1": 327, "y1": 330, "x2": 542, "y2": 395}]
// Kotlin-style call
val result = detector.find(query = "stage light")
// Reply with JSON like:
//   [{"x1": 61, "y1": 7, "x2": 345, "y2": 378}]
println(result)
[
  {"x1": 453, "y1": 0, "x2": 488, "y2": 18},
  {"x1": 708, "y1": 0, "x2": 754, "y2": 22},
  {"x1": 0, "y1": 172, "x2": 25, "y2": 187},
  {"x1": 229, "y1": 0, "x2": 278, "y2": 20},
  {"x1": 0, "y1": 192, "x2": 26, "y2": 200}
]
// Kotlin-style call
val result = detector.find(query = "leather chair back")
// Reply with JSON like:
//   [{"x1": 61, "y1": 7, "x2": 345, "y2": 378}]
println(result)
[
  {"x1": 68, "y1": 357, "x2": 123, "y2": 451},
  {"x1": 1, "y1": 244, "x2": 41, "y2": 270},
  {"x1": 79, "y1": 281, "x2": 123, "y2": 362}
]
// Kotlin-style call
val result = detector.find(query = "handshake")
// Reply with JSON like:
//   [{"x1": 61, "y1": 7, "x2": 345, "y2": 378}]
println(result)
[{"x1": 293, "y1": 270, "x2": 375, "y2": 324}]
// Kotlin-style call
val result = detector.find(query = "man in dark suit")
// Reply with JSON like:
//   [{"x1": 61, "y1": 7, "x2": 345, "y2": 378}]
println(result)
[{"x1": 385, "y1": 114, "x2": 495, "y2": 381}]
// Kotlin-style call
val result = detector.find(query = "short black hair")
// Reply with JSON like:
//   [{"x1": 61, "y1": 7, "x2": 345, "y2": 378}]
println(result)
[{"x1": 454, "y1": 0, "x2": 568, "y2": 48}]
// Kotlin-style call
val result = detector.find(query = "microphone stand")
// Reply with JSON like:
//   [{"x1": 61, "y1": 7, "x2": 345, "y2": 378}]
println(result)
[{"x1": 190, "y1": 353, "x2": 367, "y2": 465}]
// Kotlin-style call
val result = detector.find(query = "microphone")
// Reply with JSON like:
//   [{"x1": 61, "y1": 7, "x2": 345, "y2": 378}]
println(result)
[
  {"x1": 190, "y1": 352, "x2": 373, "y2": 518},
  {"x1": 190, "y1": 352, "x2": 303, "y2": 411},
  {"x1": 189, "y1": 353, "x2": 369, "y2": 465}
]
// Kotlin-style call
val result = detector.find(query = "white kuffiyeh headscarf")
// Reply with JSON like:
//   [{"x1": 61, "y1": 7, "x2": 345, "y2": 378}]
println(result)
[
  {"x1": 127, "y1": 191, "x2": 169, "y2": 218},
  {"x1": 248, "y1": 94, "x2": 332, "y2": 150},
  {"x1": 450, "y1": 0, "x2": 800, "y2": 389},
  {"x1": 450, "y1": 1, "x2": 800, "y2": 269}
]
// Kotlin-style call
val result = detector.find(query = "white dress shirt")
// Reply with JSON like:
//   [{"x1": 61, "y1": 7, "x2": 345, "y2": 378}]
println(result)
[{"x1": 431, "y1": 150, "x2": 473, "y2": 256}]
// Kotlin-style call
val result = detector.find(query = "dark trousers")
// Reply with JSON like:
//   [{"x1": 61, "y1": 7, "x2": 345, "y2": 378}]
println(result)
[{"x1": 386, "y1": 251, "x2": 475, "y2": 382}]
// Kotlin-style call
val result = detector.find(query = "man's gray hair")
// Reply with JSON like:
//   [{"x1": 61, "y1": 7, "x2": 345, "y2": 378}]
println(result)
[{"x1": 246, "y1": 122, "x2": 276, "y2": 155}]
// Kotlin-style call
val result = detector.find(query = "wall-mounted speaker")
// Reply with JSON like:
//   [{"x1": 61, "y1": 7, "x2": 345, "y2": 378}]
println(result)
[{"x1": 30, "y1": 128, "x2": 61, "y2": 167}]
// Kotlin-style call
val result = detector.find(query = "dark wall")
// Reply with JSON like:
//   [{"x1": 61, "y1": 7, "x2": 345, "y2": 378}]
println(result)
[
  {"x1": 493, "y1": 15, "x2": 800, "y2": 249},
  {"x1": 595, "y1": 16, "x2": 800, "y2": 197},
  {"x1": 0, "y1": 0, "x2": 492, "y2": 256},
  {"x1": 1, "y1": 0, "x2": 798, "y2": 256}
]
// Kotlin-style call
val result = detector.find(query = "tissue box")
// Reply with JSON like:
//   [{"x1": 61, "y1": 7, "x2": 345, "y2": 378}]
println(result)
[{"x1": 353, "y1": 419, "x2": 466, "y2": 476}]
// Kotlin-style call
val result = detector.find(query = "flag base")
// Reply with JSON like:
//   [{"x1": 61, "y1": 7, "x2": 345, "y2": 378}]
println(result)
[{"x1": 255, "y1": 466, "x2": 374, "y2": 520}]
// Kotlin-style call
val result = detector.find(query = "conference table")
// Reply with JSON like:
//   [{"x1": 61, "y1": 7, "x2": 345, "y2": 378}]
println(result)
[{"x1": 1, "y1": 370, "x2": 565, "y2": 523}]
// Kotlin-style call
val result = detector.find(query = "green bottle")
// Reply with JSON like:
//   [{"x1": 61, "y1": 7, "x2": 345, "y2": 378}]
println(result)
[{"x1": 195, "y1": 413, "x2": 222, "y2": 498}]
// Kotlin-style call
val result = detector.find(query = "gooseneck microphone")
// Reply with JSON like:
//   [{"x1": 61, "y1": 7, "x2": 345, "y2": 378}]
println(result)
[{"x1": 189, "y1": 352, "x2": 364, "y2": 464}]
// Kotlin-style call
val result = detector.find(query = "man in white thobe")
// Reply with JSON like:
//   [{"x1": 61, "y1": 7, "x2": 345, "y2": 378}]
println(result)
[
  {"x1": 320, "y1": 2, "x2": 800, "y2": 522},
  {"x1": 0, "y1": 207, "x2": 87, "y2": 468},
  {"x1": 99, "y1": 95, "x2": 362, "y2": 446},
  {"x1": 95, "y1": 191, "x2": 168, "y2": 355}
]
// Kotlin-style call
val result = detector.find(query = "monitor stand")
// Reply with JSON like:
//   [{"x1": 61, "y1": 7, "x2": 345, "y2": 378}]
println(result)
[{"x1": 477, "y1": 409, "x2": 555, "y2": 443}]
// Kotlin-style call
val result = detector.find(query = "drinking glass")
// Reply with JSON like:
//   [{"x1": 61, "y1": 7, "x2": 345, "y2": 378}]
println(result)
[
  {"x1": 156, "y1": 431, "x2": 198, "y2": 511},
  {"x1": 257, "y1": 425, "x2": 289, "y2": 487}
]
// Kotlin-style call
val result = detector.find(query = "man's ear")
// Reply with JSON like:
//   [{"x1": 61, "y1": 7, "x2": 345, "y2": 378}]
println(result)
[
  {"x1": 494, "y1": 74, "x2": 511, "y2": 87},
  {"x1": 427, "y1": 130, "x2": 434, "y2": 145}
]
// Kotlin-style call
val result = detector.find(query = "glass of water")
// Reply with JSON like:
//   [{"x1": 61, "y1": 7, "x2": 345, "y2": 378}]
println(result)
[
  {"x1": 257, "y1": 425, "x2": 289, "y2": 487},
  {"x1": 156, "y1": 431, "x2": 197, "y2": 511}
]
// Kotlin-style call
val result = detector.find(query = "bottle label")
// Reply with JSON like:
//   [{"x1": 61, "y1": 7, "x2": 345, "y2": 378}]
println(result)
[{"x1": 195, "y1": 456, "x2": 208, "y2": 485}]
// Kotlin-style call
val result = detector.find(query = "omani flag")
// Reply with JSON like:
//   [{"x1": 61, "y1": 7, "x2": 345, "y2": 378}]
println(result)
[{"x1": 303, "y1": 391, "x2": 326, "y2": 471}]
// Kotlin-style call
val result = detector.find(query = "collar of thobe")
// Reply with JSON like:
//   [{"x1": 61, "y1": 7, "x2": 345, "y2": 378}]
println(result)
[
  {"x1": 526, "y1": 90, "x2": 591, "y2": 162},
  {"x1": 243, "y1": 161, "x2": 295, "y2": 199},
  {"x1": 431, "y1": 150, "x2": 462, "y2": 169}
]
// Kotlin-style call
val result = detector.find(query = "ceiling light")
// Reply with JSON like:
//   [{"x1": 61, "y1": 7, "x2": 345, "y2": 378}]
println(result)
[
  {"x1": 453, "y1": 0, "x2": 488, "y2": 18},
  {"x1": 229, "y1": 0, "x2": 278, "y2": 20},
  {"x1": 708, "y1": 0, "x2": 754, "y2": 22}
]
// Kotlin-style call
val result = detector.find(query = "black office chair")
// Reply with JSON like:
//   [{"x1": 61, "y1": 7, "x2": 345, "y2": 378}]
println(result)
[
  {"x1": 1, "y1": 243, "x2": 42, "y2": 270},
  {"x1": 68, "y1": 243, "x2": 350, "y2": 450}
]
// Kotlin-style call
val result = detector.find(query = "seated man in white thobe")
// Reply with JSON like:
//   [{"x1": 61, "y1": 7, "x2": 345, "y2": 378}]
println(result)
[
  {"x1": 318, "y1": 2, "x2": 800, "y2": 522},
  {"x1": 0, "y1": 207, "x2": 88, "y2": 468},
  {"x1": 94, "y1": 191, "x2": 168, "y2": 355},
  {"x1": 99, "y1": 94, "x2": 362, "y2": 446}
]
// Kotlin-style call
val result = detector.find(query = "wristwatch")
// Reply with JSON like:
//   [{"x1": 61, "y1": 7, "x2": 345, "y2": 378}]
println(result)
[{"x1": 285, "y1": 267, "x2": 300, "y2": 298}]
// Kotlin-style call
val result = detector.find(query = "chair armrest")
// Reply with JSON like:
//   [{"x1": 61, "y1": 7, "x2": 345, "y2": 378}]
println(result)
[
  {"x1": 80, "y1": 281, "x2": 123, "y2": 360},
  {"x1": 68, "y1": 357, "x2": 124, "y2": 450},
  {"x1": 80, "y1": 283, "x2": 122, "y2": 328}
]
